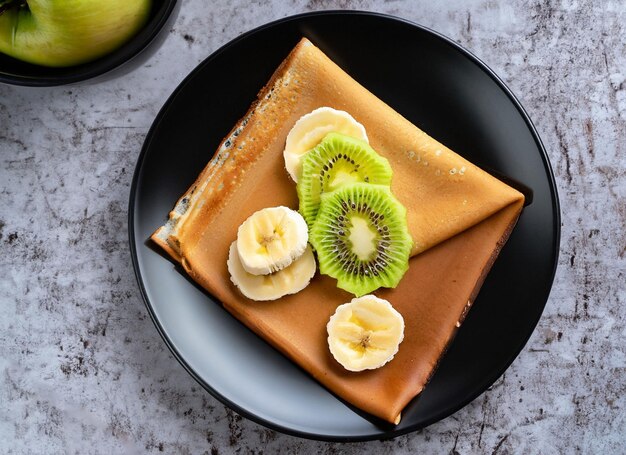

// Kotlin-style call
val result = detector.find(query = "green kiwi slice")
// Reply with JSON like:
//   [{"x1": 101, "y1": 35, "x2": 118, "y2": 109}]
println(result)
[
  {"x1": 309, "y1": 182, "x2": 413, "y2": 297},
  {"x1": 296, "y1": 132, "x2": 392, "y2": 227}
]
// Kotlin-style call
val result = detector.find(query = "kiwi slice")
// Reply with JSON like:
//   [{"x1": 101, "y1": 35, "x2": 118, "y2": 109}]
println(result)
[
  {"x1": 309, "y1": 182, "x2": 413, "y2": 297},
  {"x1": 297, "y1": 132, "x2": 392, "y2": 227}
]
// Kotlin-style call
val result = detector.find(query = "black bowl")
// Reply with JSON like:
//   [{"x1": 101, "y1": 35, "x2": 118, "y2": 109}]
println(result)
[{"x1": 0, "y1": 0, "x2": 179, "y2": 87}]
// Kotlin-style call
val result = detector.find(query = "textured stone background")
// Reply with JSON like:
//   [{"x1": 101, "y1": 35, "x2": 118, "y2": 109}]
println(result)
[{"x1": 1, "y1": 0, "x2": 624, "y2": 453}]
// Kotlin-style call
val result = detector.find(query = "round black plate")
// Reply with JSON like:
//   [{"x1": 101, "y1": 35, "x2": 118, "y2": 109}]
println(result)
[{"x1": 129, "y1": 11, "x2": 559, "y2": 441}]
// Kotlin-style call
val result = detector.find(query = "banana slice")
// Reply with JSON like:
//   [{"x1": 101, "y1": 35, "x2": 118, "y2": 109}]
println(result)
[
  {"x1": 237, "y1": 206, "x2": 308, "y2": 275},
  {"x1": 284, "y1": 107, "x2": 369, "y2": 182},
  {"x1": 228, "y1": 242, "x2": 316, "y2": 301},
  {"x1": 327, "y1": 295, "x2": 404, "y2": 372}
]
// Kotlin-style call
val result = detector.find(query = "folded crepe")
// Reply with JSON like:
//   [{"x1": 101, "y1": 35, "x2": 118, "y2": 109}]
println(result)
[{"x1": 151, "y1": 38, "x2": 525, "y2": 424}]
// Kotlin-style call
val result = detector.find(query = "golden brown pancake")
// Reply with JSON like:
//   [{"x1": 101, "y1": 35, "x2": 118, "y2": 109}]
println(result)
[{"x1": 151, "y1": 38, "x2": 525, "y2": 424}]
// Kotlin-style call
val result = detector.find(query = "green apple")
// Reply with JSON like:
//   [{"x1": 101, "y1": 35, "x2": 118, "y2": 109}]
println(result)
[{"x1": 0, "y1": 0, "x2": 151, "y2": 67}]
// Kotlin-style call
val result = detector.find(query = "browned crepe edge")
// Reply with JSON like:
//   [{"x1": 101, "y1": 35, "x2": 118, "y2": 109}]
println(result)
[{"x1": 150, "y1": 39, "x2": 311, "y2": 261}]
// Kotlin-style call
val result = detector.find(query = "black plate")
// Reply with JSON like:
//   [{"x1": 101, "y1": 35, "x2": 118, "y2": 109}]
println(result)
[
  {"x1": 129, "y1": 11, "x2": 560, "y2": 441},
  {"x1": 0, "y1": 0, "x2": 178, "y2": 86}
]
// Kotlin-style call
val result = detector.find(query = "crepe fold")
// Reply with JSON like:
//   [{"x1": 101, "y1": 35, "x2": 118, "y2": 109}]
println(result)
[{"x1": 151, "y1": 38, "x2": 525, "y2": 424}]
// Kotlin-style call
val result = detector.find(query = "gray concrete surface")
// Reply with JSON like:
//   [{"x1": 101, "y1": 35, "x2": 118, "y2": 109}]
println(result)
[{"x1": 1, "y1": 1, "x2": 624, "y2": 453}]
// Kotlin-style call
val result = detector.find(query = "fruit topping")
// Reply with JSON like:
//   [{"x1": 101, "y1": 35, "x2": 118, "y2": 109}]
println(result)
[
  {"x1": 327, "y1": 295, "x2": 405, "y2": 371},
  {"x1": 236, "y1": 206, "x2": 308, "y2": 275},
  {"x1": 297, "y1": 132, "x2": 392, "y2": 227},
  {"x1": 309, "y1": 183, "x2": 412, "y2": 297},
  {"x1": 228, "y1": 242, "x2": 316, "y2": 301},
  {"x1": 283, "y1": 107, "x2": 368, "y2": 182}
]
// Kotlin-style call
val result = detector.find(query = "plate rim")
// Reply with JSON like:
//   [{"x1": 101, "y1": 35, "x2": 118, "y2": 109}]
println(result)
[{"x1": 128, "y1": 10, "x2": 561, "y2": 442}]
